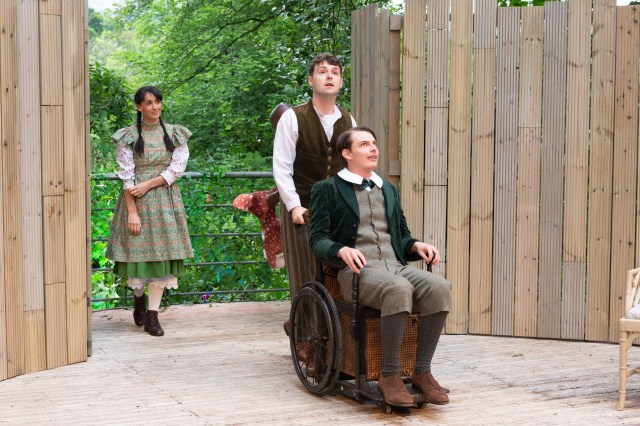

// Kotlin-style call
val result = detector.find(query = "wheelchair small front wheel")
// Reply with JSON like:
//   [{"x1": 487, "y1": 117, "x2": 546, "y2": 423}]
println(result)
[{"x1": 290, "y1": 285, "x2": 341, "y2": 396}]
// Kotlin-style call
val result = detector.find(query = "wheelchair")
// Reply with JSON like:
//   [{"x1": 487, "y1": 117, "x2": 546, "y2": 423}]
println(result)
[{"x1": 288, "y1": 259, "x2": 430, "y2": 413}]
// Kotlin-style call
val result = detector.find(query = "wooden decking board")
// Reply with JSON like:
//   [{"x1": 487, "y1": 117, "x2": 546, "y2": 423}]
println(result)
[{"x1": 0, "y1": 302, "x2": 638, "y2": 425}]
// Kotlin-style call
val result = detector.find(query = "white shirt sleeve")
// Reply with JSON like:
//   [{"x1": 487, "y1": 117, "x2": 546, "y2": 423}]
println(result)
[
  {"x1": 161, "y1": 143, "x2": 189, "y2": 186},
  {"x1": 115, "y1": 143, "x2": 136, "y2": 190},
  {"x1": 272, "y1": 109, "x2": 356, "y2": 211},
  {"x1": 272, "y1": 108, "x2": 301, "y2": 211}
]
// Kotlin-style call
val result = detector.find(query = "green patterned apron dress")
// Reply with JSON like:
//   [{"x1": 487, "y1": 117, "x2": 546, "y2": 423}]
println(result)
[{"x1": 106, "y1": 122, "x2": 194, "y2": 282}]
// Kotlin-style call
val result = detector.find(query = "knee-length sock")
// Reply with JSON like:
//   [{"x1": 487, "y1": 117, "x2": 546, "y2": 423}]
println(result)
[
  {"x1": 415, "y1": 311, "x2": 448, "y2": 375},
  {"x1": 380, "y1": 312, "x2": 408, "y2": 377}
]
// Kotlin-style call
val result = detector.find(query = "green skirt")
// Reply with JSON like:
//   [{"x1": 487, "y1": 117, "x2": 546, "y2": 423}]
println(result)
[{"x1": 113, "y1": 260, "x2": 186, "y2": 279}]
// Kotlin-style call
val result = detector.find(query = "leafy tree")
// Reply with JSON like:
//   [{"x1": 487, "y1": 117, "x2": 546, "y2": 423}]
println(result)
[
  {"x1": 89, "y1": 62, "x2": 133, "y2": 172},
  {"x1": 92, "y1": 0, "x2": 391, "y2": 164},
  {"x1": 88, "y1": 8, "x2": 104, "y2": 38}
]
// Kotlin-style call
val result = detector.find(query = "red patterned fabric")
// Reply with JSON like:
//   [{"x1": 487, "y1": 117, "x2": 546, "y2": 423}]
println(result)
[{"x1": 233, "y1": 188, "x2": 284, "y2": 269}]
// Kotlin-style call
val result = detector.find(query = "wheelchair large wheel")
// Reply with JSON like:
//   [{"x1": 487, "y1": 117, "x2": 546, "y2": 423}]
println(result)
[{"x1": 290, "y1": 284, "x2": 342, "y2": 396}]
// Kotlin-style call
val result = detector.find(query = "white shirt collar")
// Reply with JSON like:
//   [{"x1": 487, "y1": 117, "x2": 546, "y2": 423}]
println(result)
[
  {"x1": 312, "y1": 105, "x2": 339, "y2": 118},
  {"x1": 338, "y1": 168, "x2": 383, "y2": 189}
]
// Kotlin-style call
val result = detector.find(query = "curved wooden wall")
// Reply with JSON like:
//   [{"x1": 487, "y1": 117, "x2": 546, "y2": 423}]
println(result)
[
  {"x1": 352, "y1": 0, "x2": 639, "y2": 343},
  {"x1": 0, "y1": 0, "x2": 89, "y2": 381}
]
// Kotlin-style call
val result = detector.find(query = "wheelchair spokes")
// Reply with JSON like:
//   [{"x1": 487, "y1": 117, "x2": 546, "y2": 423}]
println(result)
[{"x1": 290, "y1": 285, "x2": 341, "y2": 396}]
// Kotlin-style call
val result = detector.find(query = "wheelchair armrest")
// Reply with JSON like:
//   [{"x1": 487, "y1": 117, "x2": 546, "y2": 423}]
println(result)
[{"x1": 406, "y1": 253, "x2": 434, "y2": 272}]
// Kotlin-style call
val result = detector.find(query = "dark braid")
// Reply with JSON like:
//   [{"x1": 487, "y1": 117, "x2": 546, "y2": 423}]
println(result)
[
  {"x1": 158, "y1": 117, "x2": 175, "y2": 152},
  {"x1": 135, "y1": 111, "x2": 145, "y2": 155}
]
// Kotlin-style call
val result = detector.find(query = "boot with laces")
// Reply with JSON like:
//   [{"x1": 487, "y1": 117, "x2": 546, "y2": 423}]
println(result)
[
  {"x1": 412, "y1": 371, "x2": 449, "y2": 405},
  {"x1": 144, "y1": 310, "x2": 164, "y2": 336},
  {"x1": 378, "y1": 374, "x2": 414, "y2": 407},
  {"x1": 133, "y1": 294, "x2": 147, "y2": 326}
]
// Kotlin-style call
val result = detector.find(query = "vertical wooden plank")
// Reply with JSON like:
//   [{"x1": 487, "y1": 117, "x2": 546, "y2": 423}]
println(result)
[
  {"x1": 20, "y1": 0, "x2": 46, "y2": 374},
  {"x1": 515, "y1": 6, "x2": 543, "y2": 338},
  {"x1": 538, "y1": 1, "x2": 567, "y2": 339},
  {"x1": 388, "y1": 15, "x2": 401, "y2": 185},
  {"x1": 374, "y1": 7, "x2": 390, "y2": 179},
  {"x1": 446, "y1": 0, "x2": 472, "y2": 334},
  {"x1": 474, "y1": 0, "x2": 497, "y2": 49},
  {"x1": 424, "y1": 31, "x2": 449, "y2": 184},
  {"x1": 43, "y1": 196, "x2": 66, "y2": 285},
  {"x1": 401, "y1": 0, "x2": 426, "y2": 241},
  {"x1": 492, "y1": 7, "x2": 519, "y2": 337},
  {"x1": 45, "y1": 282, "x2": 67, "y2": 368},
  {"x1": 40, "y1": 14, "x2": 62, "y2": 106},
  {"x1": 23, "y1": 311, "x2": 45, "y2": 373},
  {"x1": 425, "y1": 18, "x2": 448, "y2": 106},
  {"x1": 469, "y1": 0, "x2": 497, "y2": 335},
  {"x1": 424, "y1": 0, "x2": 448, "y2": 278},
  {"x1": 84, "y1": 0, "x2": 92, "y2": 357},
  {"x1": 351, "y1": 8, "x2": 362, "y2": 123},
  {"x1": 41, "y1": 106, "x2": 64, "y2": 195},
  {"x1": 427, "y1": 0, "x2": 448, "y2": 29},
  {"x1": 82, "y1": 0, "x2": 93, "y2": 356},
  {"x1": 361, "y1": 4, "x2": 378, "y2": 131},
  {"x1": 361, "y1": 4, "x2": 375, "y2": 128},
  {"x1": 610, "y1": 6, "x2": 639, "y2": 342},
  {"x1": 424, "y1": 107, "x2": 448, "y2": 274},
  {"x1": 43, "y1": 196, "x2": 67, "y2": 367},
  {"x1": 561, "y1": 0, "x2": 592, "y2": 340},
  {"x1": 1, "y1": 0, "x2": 25, "y2": 379},
  {"x1": 40, "y1": 0, "x2": 61, "y2": 15},
  {"x1": 634, "y1": 6, "x2": 640, "y2": 271},
  {"x1": 0, "y1": 7, "x2": 5, "y2": 383},
  {"x1": 62, "y1": 0, "x2": 88, "y2": 363},
  {"x1": 40, "y1": 6, "x2": 66, "y2": 359},
  {"x1": 586, "y1": 0, "x2": 616, "y2": 342}
]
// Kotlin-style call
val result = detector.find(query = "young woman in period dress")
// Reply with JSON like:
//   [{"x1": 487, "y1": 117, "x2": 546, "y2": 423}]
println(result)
[{"x1": 106, "y1": 86, "x2": 193, "y2": 336}]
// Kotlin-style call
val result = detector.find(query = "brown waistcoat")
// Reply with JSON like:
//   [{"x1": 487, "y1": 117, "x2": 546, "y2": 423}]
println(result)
[{"x1": 292, "y1": 101, "x2": 353, "y2": 208}]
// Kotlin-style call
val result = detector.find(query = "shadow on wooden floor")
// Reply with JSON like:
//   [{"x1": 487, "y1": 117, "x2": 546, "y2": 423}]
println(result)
[{"x1": 0, "y1": 301, "x2": 639, "y2": 425}]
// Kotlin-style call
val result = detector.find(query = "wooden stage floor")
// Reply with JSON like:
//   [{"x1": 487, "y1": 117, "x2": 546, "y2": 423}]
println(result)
[{"x1": 1, "y1": 301, "x2": 639, "y2": 425}]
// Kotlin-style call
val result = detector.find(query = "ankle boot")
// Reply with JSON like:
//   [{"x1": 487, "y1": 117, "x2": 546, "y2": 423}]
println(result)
[
  {"x1": 133, "y1": 295, "x2": 147, "y2": 326},
  {"x1": 144, "y1": 310, "x2": 164, "y2": 336}
]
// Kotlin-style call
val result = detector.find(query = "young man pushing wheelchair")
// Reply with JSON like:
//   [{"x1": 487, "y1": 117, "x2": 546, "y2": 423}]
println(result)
[{"x1": 308, "y1": 126, "x2": 452, "y2": 407}]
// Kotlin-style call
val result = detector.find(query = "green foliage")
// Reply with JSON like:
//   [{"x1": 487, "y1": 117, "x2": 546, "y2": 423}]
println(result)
[
  {"x1": 89, "y1": 62, "x2": 133, "y2": 173},
  {"x1": 91, "y1": 0, "x2": 389, "y2": 164},
  {"x1": 88, "y1": 0, "x2": 394, "y2": 309},
  {"x1": 91, "y1": 169, "x2": 289, "y2": 310},
  {"x1": 88, "y1": 8, "x2": 104, "y2": 39}
]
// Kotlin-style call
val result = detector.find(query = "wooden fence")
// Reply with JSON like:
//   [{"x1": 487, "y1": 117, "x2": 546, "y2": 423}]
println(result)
[
  {"x1": 0, "y1": 0, "x2": 90, "y2": 382},
  {"x1": 351, "y1": 0, "x2": 640, "y2": 343}
]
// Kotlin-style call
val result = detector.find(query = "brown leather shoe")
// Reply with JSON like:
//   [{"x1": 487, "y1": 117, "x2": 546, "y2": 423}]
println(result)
[
  {"x1": 378, "y1": 374, "x2": 414, "y2": 407},
  {"x1": 412, "y1": 372, "x2": 449, "y2": 405},
  {"x1": 295, "y1": 341, "x2": 317, "y2": 377},
  {"x1": 133, "y1": 295, "x2": 147, "y2": 327},
  {"x1": 144, "y1": 310, "x2": 164, "y2": 336}
]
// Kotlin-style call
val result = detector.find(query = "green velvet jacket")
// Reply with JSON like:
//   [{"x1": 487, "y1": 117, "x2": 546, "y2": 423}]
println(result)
[{"x1": 308, "y1": 174, "x2": 420, "y2": 266}]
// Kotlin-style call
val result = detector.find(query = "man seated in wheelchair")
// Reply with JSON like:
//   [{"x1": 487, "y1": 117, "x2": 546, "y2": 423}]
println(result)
[{"x1": 308, "y1": 126, "x2": 452, "y2": 407}]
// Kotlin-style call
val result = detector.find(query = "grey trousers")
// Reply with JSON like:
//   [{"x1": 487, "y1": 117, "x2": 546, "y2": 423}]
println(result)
[
  {"x1": 337, "y1": 259, "x2": 451, "y2": 317},
  {"x1": 280, "y1": 208, "x2": 317, "y2": 301}
]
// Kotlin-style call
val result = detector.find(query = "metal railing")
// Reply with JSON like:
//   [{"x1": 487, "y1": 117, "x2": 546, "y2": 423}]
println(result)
[{"x1": 91, "y1": 171, "x2": 289, "y2": 304}]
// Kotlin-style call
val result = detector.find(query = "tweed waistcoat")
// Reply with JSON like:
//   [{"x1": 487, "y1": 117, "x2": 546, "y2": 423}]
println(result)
[
  {"x1": 354, "y1": 186, "x2": 397, "y2": 262},
  {"x1": 293, "y1": 101, "x2": 352, "y2": 208}
]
